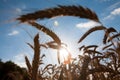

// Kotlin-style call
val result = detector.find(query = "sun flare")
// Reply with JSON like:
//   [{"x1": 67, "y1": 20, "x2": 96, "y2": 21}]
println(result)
[
  {"x1": 60, "y1": 48, "x2": 69, "y2": 58},
  {"x1": 59, "y1": 48, "x2": 71, "y2": 64}
]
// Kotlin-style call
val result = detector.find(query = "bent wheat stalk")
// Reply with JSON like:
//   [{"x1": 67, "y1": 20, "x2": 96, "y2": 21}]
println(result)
[
  {"x1": 28, "y1": 21, "x2": 61, "y2": 46},
  {"x1": 78, "y1": 26, "x2": 106, "y2": 43},
  {"x1": 17, "y1": 5, "x2": 100, "y2": 23}
]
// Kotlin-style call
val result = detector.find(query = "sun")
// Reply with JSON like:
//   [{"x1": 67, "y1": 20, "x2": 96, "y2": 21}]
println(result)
[
  {"x1": 60, "y1": 48, "x2": 69, "y2": 59},
  {"x1": 59, "y1": 47, "x2": 71, "y2": 64}
]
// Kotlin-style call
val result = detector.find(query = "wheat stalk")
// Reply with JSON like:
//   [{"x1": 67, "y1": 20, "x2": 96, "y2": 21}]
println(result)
[
  {"x1": 83, "y1": 45, "x2": 98, "y2": 51},
  {"x1": 79, "y1": 55, "x2": 91, "y2": 80},
  {"x1": 84, "y1": 50, "x2": 102, "y2": 55},
  {"x1": 103, "y1": 27, "x2": 117, "y2": 44},
  {"x1": 28, "y1": 21, "x2": 61, "y2": 46},
  {"x1": 25, "y1": 56, "x2": 32, "y2": 75},
  {"x1": 108, "y1": 33, "x2": 120, "y2": 42},
  {"x1": 102, "y1": 43, "x2": 113, "y2": 50},
  {"x1": 17, "y1": 5, "x2": 100, "y2": 23},
  {"x1": 78, "y1": 26, "x2": 106, "y2": 43},
  {"x1": 31, "y1": 34, "x2": 40, "y2": 80}
]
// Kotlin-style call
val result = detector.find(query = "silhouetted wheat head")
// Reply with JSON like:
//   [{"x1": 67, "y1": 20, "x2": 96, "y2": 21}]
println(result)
[
  {"x1": 17, "y1": 5, "x2": 100, "y2": 23},
  {"x1": 28, "y1": 21, "x2": 61, "y2": 45},
  {"x1": 78, "y1": 26, "x2": 106, "y2": 43}
]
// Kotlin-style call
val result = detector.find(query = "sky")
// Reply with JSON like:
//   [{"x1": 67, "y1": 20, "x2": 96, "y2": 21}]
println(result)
[{"x1": 0, "y1": 0, "x2": 120, "y2": 67}]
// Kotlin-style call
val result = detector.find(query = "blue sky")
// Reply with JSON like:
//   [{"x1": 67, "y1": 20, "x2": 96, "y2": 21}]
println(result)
[{"x1": 0, "y1": 0, "x2": 120, "y2": 67}]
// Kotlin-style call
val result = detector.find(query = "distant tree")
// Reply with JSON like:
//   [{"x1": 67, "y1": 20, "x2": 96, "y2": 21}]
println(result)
[{"x1": 0, "y1": 60, "x2": 30, "y2": 80}]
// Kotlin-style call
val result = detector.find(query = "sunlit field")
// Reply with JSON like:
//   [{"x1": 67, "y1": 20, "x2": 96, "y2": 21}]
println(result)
[{"x1": 0, "y1": 0, "x2": 120, "y2": 80}]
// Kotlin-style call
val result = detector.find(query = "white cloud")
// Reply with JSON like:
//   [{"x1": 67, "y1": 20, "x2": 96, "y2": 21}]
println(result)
[
  {"x1": 53, "y1": 20, "x2": 59, "y2": 26},
  {"x1": 16, "y1": 8, "x2": 22, "y2": 13},
  {"x1": 111, "y1": 8, "x2": 120, "y2": 15},
  {"x1": 13, "y1": 8, "x2": 22, "y2": 14},
  {"x1": 8, "y1": 30, "x2": 19, "y2": 36},
  {"x1": 76, "y1": 21, "x2": 101, "y2": 29},
  {"x1": 14, "y1": 4, "x2": 26, "y2": 14},
  {"x1": 15, "y1": 8, "x2": 22, "y2": 14},
  {"x1": 104, "y1": 7, "x2": 120, "y2": 20},
  {"x1": 103, "y1": 15, "x2": 113, "y2": 20}
]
